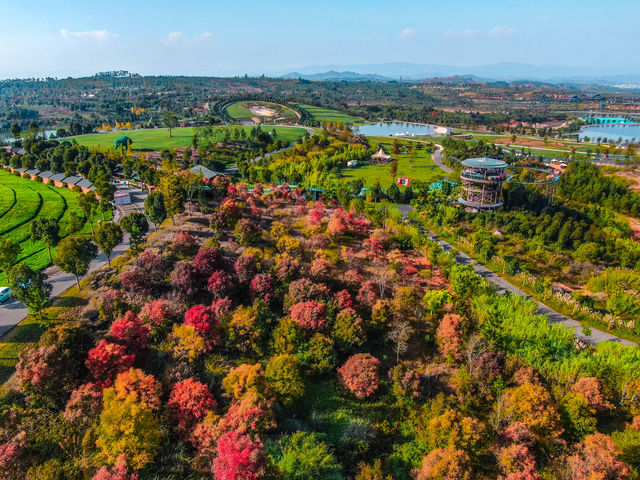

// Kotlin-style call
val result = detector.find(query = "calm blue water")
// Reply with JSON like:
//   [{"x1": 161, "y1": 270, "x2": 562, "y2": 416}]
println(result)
[
  {"x1": 356, "y1": 122, "x2": 440, "y2": 137},
  {"x1": 579, "y1": 124, "x2": 640, "y2": 142}
]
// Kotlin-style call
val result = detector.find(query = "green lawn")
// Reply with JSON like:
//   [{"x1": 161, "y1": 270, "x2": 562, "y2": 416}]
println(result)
[
  {"x1": 64, "y1": 126, "x2": 308, "y2": 151},
  {"x1": 225, "y1": 101, "x2": 299, "y2": 122},
  {"x1": 0, "y1": 169, "x2": 104, "y2": 283},
  {"x1": 299, "y1": 104, "x2": 360, "y2": 124},
  {"x1": 341, "y1": 137, "x2": 448, "y2": 187}
]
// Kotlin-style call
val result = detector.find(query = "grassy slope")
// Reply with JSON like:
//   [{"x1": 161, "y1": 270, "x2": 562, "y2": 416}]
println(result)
[
  {"x1": 341, "y1": 137, "x2": 448, "y2": 187},
  {"x1": 299, "y1": 104, "x2": 359, "y2": 124},
  {"x1": 0, "y1": 169, "x2": 104, "y2": 283},
  {"x1": 65, "y1": 126, "x2": 307, "y2": 151}
]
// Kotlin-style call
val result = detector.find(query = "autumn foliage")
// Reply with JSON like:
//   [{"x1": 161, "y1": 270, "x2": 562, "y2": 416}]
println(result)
[{"x1": 338, "y1": 353, "x2": 381, "y2": 399}]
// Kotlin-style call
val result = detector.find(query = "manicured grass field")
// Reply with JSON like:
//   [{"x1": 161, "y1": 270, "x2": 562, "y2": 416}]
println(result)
[
  {"x1": 299, "y1": 104, "x2": 360, "y2": 124},
  {"x1": 225, "y1": 101, "x2": 299, "y2": 122},
  {"x1": 341, "y1": 137, "x2": 449, "y2": 187},
  {"x1": 64, "y1": 126, "x2": 308, "y2": 151},
  {"x1": 0, "y1": 169, "x2": 103, "y2": 283}
]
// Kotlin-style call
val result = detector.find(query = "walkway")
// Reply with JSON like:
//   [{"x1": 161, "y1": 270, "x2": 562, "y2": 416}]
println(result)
[
  {"x1": 0, "y1": 186, "x2": 149, "y2": 337},
  {"x1": 397, "y1": 206, "x2": 634, "y2": 346}
]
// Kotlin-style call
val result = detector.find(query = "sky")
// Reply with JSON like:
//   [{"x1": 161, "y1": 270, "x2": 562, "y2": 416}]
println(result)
[{"x1": 1, "y1": 0, "x2": 639, "y2": 78}]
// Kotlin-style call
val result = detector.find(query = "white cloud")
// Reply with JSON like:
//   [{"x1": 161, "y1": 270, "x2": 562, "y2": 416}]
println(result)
[
  {"x1": 488, "y1": 25, "x2": 517, "y2": 36},
  {"x1": 444, "y1": 28, "x2": 479, "y2": 37},
  {"x1": 398, "y1": 28, "x2": 416, "y2": 39},
  {"x1": 60, "y1": 29, "x2": 117, "y2": 40},
  {"x1": 194, "y1": 32, "x2": 212, "y2": 42},
  {"x1": 163, "y1": 31, "x2": 183, "y2": 45}
]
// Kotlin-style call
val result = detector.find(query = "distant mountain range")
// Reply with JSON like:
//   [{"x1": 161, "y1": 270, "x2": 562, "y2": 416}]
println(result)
[{"x1": 277, "y1": 62, "x2": 640, "y2": 86}]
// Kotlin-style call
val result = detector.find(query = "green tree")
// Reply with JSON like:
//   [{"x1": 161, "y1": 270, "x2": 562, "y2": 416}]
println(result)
[
  {"x1": 77, "y1": 191, "x2": 99, "y2": 234},
  {"x1": 93, "y1": 222, "x2": 123, "y2": 266},
  {"x1": 0, "y1": 238, "x2": 21, "y2": 274},
  {"x1": 66, "y1": 211, "x2": 82, "y2": 235},
  {"x1": 162, "y1": 112, "x2": 179, "y2": 138},
  {"x1": 144, "y1": 191, "x2": 167, "y2": 230},
  {"x1": 7, "y1": 264, "x2": 52, "y2": 320},
  {"x1": 120, "y1": 213, "x2": 149, "y2": 252},
  {"x1": 10, "y1": 123, "x2": 21, "y2": 139},
  {"x1": 266, "y1": 354, "x2": 305, "y2": 406},
  {"x1": 54, "y1": 237, "x2": 98, "y2": 289},
  {"x1": 270, "y1": 431, "x2": 343, "y2": 480},
  {"x1": 30, "y1": 217, "x2": 60, "y2": 262},
  {"x1": 387, "y1": 183, "x2": 400, "y2": 203}
]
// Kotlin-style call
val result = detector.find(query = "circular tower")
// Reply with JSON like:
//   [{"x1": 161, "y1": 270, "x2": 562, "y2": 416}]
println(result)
[{"x1": 458, "y1": 157, "x2": 508, "y2": 210}]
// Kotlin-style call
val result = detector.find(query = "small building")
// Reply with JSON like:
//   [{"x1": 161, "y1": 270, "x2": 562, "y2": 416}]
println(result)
[
  {"x1": 370, "y1": 148, "x2": 392, "y2": 165},
  {"x1": 189, "y1": 164, "x2": 226, "y2": 180},
  {"x1": 114, "y1": 190, "x2": 132, "y2": 206},
  {"x1": 347, "y1": 160, "x2": 358, "y2": 167},
  {"x1": 76, "y1": 178, "x2": 94, "y2": 193},
  {"x1": 63, "y1": 176, "x2": 83, "y2": 188},
  {"x1": 50, "y1": 172, "x2": 66, "y2": 188},
  {"x1": 25, "y1": 168, "x2": 40, "y2": 180}
]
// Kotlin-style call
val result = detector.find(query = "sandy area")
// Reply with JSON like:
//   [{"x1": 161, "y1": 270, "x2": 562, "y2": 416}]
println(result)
[
  {"x1": 613, "y1": 170, "x2": 640, "y2": 192},
  {"x1": 250, "y1": 105, "x2": 277, "y2": 117},
  {"x1": 493, "y1": 137, "x2": 568, "y2": 148}
]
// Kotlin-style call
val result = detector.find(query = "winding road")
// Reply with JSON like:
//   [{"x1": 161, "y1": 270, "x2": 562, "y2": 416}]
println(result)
[{"x1": 0, "y1": 185, "x2": 148, "y2": 336}]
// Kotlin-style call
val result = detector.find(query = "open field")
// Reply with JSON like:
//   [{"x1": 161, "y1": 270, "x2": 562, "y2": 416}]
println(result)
[
  {"x1": 64, "y1": 126, "x2": 308, "y2": 151},
  {"x1": 341, "y1": 137, "x2": 448, "y2": 187},
  {"x1": 299, "y1": 104, "x2": 360, "y2": 124},
  {"x1": 225, "y1": 101, "x2": 299, "y2": 123},
  {"x1": 0, "y1": 169, "x2": 102, "y2": 283}
]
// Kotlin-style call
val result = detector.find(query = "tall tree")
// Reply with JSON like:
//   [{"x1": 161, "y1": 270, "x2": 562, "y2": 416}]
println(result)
[
  {"x1": 159, "y1": 176, "x2": 184, "y2": 224},
  {"x1": 10, "y1": 123, "x2": 21, "y2": 139},
  {"x1": 54, "y1": 236, "x2": 98, "y2": 289},
  {"x1": 0, "y1": 238, "x2": 21, "y2": 274},
  {"x1": 144, "y1": 191, "x2": 167, "y2": 230},
  {"x1": 162, "y1": 112, "x2": 179, "y2": 138},
  {"x1": 30, "y1": 217, "x2": 60, "y2": 262},
  {"x1": 93, "y1": 222, "x2": 123, "y2": 266},
  {"x1": 78, "y1": 191, "x2": 99, "y2": 234},
  {"x1": 120, "y1": 213, "x2": 149, "y2": 252},
  {"x1": 7, "y1": 264, "x2": 52, "y2": 320}
]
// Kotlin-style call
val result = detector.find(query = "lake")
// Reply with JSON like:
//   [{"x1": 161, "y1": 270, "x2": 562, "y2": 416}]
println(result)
[
  {"x1": 356, "y1": 122, "x2": 446, "y2": 137},
  {"x1": 579, "y1": 124, "x2": 640, "y2": 143}
]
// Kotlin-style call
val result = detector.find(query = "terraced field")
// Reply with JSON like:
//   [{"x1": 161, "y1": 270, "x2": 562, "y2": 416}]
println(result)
[
  {"x1": 0, "y1": 169, "x2": 103, "y2": 283},
  {"x1": 299, "y1": 104, "x2": 360, "y2": 124}
]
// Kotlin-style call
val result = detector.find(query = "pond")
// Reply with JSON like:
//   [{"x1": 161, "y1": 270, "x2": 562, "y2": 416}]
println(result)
[
  {"x1": 579, "y1": 124, "x2": 640, "y2": 143},
  {"x1": 356, "y1": 122, "x2": 447, "y2": 137}
]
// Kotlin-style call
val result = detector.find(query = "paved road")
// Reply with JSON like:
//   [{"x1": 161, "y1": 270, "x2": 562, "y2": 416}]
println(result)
[
  {"x1": 397, "y1": 207, "x2": 634, "y2": 346},
  {"x1": 431, "y1": 144, "x2": 453, "y2": 174},
  {"x1": 0, "y1": 185, "x2": 148, "y2": 337},
  {"x1": 431, "y1": 233, "x2": 635, "y2": 346}
]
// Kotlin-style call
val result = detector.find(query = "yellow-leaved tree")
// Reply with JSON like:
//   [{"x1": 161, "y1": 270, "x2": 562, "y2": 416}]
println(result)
[{"x1": 96, "y1": 388, "x2": 164, "y2": 470}]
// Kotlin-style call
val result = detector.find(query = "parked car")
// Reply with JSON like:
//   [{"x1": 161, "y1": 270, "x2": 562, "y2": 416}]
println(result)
[{"x1": 0, "y1": 287, "x2": 10, "y2": 303}]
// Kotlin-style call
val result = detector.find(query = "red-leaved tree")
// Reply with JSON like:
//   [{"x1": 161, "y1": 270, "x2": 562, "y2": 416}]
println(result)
[
  {"x1": 114, "y1": 368, "x2": 162, "y2": 411},
  {"x1": 86, "y1": 340, "x2": 135, "y2": 387},
  {"x1": 250, "y1": 273, "x2": 275, "y2": 304},
  {"x1": 109, "y1": 311, "x2": 150, "y2": 354},
  {"x1": 93, "y1": 453, "x2": 139, "y2": 480},
  {"x1": 184, "y1": 304, "x2": 220, "y2": 347},
  {"x1": 338, "y1": 353, "x2": 381, "y2": 400},
  {"x1": 212, "y1": 431, "x2": 266, "y2": 480},
  {"x1": 208, "y1": 270, "x2": 231, "y2": 299},
  {"x1": 436, "y1": 313, "x2": 465, "y2": 361},
  {"x1": 289, "y1": 301, "x2": 327, "y2": 331},
  {"x1": 171, "y1": 260, "x2": 201, "y2": 298},
  {"x1": 193, "y1": 247, "x2": 221, "y2": 279},
  {"x1": 139, "y1": 299, "x2": 179, "y2": 328},
  {"x1": 168, "y1": 378, "x2": 217, "y2": 435}
]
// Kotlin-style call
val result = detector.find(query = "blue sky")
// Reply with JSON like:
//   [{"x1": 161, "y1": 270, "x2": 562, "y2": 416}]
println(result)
[{"x1": 1, "y1": 0, "x2": 639, "y2": 78}]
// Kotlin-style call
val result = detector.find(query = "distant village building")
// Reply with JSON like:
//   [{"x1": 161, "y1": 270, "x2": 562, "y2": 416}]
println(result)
[{"x1": 370, "y1": 148, "x2": 392, "y2": 165}]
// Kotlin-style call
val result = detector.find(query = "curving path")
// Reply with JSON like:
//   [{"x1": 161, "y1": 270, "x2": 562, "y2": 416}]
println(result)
[{"x1": 0, "y1": 186, "x2": 149, "y2": 337}]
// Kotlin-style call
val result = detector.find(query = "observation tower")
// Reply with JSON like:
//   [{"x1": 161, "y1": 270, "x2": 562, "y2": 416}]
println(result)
[{"x1": 458, "y1": 157, "x2": 508, "y2": 210}]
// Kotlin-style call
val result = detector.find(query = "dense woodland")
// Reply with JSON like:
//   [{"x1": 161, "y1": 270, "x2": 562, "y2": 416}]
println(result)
[{"x1": 2, "y1": 179, "x2": 640, "y2": 480}]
